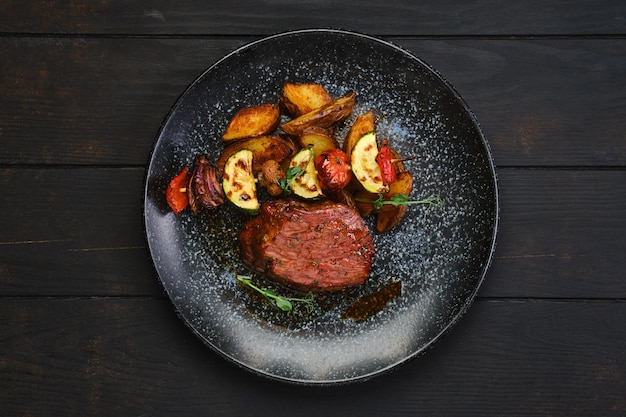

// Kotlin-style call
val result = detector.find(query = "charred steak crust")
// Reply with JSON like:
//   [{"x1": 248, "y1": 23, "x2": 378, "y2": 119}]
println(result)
[{"x1": 239, "y1": 199, "x2": 375, "y2": 292}]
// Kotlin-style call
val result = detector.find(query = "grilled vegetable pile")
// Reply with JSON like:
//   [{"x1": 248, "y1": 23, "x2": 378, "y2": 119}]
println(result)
[{"x1": 165, "y1": 82, "x2": 440, "y2": 233}]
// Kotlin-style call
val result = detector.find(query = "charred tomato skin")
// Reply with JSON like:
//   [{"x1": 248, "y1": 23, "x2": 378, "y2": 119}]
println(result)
[
  {"x1": 314, "y1": 148, "x2": 352, "y2": 192},
  {"x1": 166, "y1": 166, "x2": 190, "y2": 215}
]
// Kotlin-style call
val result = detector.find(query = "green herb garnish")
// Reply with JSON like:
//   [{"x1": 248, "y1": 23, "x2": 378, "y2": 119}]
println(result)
[
  {"x1": 236, "y1": 275, "x2": 315, "y2": 313},
  {"x1": 365, "y1": 193, "x2": 444, "y2": 210},
  {"x1": 355, "y1": 193, "x2": 444, "y2": 223},
  {"x1": 276, "y1": 164, "x2": 305, "y2": 195},
  {"x1": 275, "y1": 145, "x2": 313, "y2": 194}
]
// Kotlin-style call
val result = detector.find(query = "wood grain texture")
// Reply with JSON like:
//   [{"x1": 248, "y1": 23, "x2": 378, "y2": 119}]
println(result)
[
  {"x1": 1, "y1": 37, "x2": 624, "y2": 167},
  {"x1": 0, "y1": 298, "x2": 624, "y2": 416},
  {"x1": 0, "y1": 37, "x2": 245, "y2": 166},
  {"x1": 2, "y1": 2, "x2": 625, "y2": 414},
  {"x1": 0, "y1": 167, "x2": 160, "y2": 296},
  {"x1": 482, "y1": 168, "x2": 626, "y2": 298},
  {"x1": 0, "y1": 168, "x2": 624, "y2": 298},
  {"x1": 1, "y1": 0, "x2": 625, "y2": 36},
  {"x1": 414, "y1": 39, "x2": 626, "y2": 167}
]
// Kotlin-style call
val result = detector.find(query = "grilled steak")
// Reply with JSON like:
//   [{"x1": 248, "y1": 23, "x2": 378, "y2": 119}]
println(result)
[{"x1": 239, "y1": 199, "x2": 375, "y2": 292}]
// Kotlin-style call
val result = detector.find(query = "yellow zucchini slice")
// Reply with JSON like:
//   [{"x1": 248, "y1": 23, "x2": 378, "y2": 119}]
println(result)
[
  {"x1": 222, "y1": 149, "x2": 259, "y2": 214},
  {"x1": 288, "y1": 147, "x2": 323, "y2": 199},
  {"x1": 350, "y1": 131, "x2": 389, "y2": 194}
]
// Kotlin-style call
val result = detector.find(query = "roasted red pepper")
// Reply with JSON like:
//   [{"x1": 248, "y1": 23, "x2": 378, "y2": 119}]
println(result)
[
  {"x1": 376, "y1": 143, "x2": 396, "y2": 185},
  {"x1": 166, "y1": 166, "x2": 190, "y2": 215},
  {"x1": 314, "y1": 148, "x2": 352, "y2": 192}
]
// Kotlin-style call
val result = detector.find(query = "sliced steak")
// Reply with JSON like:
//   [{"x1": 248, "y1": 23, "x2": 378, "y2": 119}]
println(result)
[{"x1": 239, "y1": 198, "x2": 375, "y2": 292}]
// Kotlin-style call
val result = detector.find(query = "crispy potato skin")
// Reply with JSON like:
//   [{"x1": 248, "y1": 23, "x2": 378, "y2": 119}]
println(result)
[
  {"x1": 222, "y1": 103, "x2": 281, "y2": 142},
  {"x1": 343, "y1": 110, "x2": 375, "y2": 158},
  {"x1": 353, "y1": 188, "x2": 378, "y2": 217},
  {"x1": 298, "y1": 127, "x2": 339, "y2": 159},
  {"x1": 216, "y1": 135, "x2": 295, "y2": 175},
  {"x1": 376, "y1": 171, "x2": 414, "y2": 233},
  {"x1": 281, "y1": 82, "x2": 333, "y2": 117},
  {"x1": 280, "y1": 92, "x2": 356, "y2": 136}
]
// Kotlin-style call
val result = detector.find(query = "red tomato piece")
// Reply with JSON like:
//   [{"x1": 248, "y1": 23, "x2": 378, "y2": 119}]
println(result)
[
  {"x1": 314, "y1": 148, "x2": 352, "y2": 192},
  {"x1": 166, "y1": 166, "x2": 190, "y2": 215}
]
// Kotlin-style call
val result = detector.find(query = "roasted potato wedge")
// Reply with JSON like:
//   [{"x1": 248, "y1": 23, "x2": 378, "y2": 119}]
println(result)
[
  {"x1": 216, "y1": 135, "x2": 296, "y2": 174},
  {"x1": 281, "y1": 82, "x2": 333, "y2": 117},
  {"x1": 280, "y1": 91, "x2": 356, "y2": 136},
  {"x1": 353, "y1": 188, "x2": 378, "y2": 218},
  {"x1": 389, "y1": 146, "x2": 407, "y2": 174},
  {"x1": 377, "y1": 204, "x2": 407, "y2": 234},
  {"x1": 343, "y1": 109, "x2": 375, "y2": 158},
  {"x1": 222, "y1": 103, "x2": 281, "y2": 142},
  {"x1": 301, "y1": 125, "x2": 334, "y2": 137},
  {"x1": 376, "y1": 171, "x2": 414, "y2": 233},
  {"x1": 298, "y1": 127, "x2": 339, "y2": 159}
]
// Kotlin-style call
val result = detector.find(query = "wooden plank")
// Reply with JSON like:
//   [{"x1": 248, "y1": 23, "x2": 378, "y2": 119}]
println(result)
[
  {"x1": 0, "y1": 167, "x2": 624, "y2": 298},
  {"x1": 0, "y1": 297, "x2": 624, "y2": 416},
  {"x1": 0, "y1": 167, "x2": 161, "y2": 296},
  {"x1": 1, "y1": 37, "x2": 625, "y2": 167},
  {"x1": 1, "y1": 0, "x2": 625, "y2": 36},
  {"x1": 424, "y1": 39, "x2": 626, "y2": 167},
  {"x1": 481, "y1": 168, "x2": 626, "y2": 299},
  {"x1": 0, "y1": 37, "x2": 245, "y2": 166}
]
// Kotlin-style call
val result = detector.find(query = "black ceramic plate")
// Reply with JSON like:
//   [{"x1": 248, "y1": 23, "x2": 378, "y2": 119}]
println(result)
[{"x1": 144, "y1": 29, "x2": 498, "y2": 384}]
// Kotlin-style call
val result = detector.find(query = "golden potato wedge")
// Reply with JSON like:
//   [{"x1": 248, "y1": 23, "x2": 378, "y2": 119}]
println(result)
[
  {"x1": 298, "y1": 127, "x2": 339, "y2": 159},
  {"x1": 376, "y1": 171, "x2": 414, "y2": 233},
  {"x1": 300, "y1": 125, "x2": 334, "y2": 138},
  {"x1": 377, "y1": 205, "x2": 407, "y2": 233},
  {"x1": 353, "y1": 188, "x2": 378, "y2": 218},
  {"x1": 378, "y1": 171, "x2": 414, "y2": 212},
  {"x1": 281, "y1": 82, "x2": 333, "y2": 117},
  {"x1": 280, "y1": 91, "x2": 356, "y2": 136},
  {"x1": 216, "y1": 135, "x2": 296, "y2": 175},
  {"x1": 389, "y1": 145, "x2": 409, "y2": 174},
  {"x1": 222, "y1": 103, "x2": 281, "y2": 142},
  {"x1": 343, "y1": 110, "x2": 375, "y2": 158}
]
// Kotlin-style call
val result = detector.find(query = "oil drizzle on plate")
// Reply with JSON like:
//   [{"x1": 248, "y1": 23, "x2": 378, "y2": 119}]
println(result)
[{"x1": 341, "y1": 280, "x2": 402, "y2": 321}]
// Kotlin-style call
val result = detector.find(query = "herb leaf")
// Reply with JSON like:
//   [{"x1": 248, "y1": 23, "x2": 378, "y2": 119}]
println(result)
[
  {"x1": 276, "y1": 164, "x2": 305, "y2": 194},
  {"x1": 274, "y1": 298, "x2": 293, "y2": 311},
  {"x1": 236, "y1": 275, "x2": 315, "y2": 313},
  {"x1": 356, "y1": 193, "x2": 443, "y2": 208},
  {"x1": 276, "y1": 145, "x2": 313, "y2": 194},
  {"x1": 354, "y1": 193, "x2": 444, "y2": 223}
]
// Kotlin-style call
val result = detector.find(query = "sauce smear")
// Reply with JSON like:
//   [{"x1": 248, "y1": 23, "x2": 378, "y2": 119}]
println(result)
[{"x1": 341, "y1": 280, "x2": 402, "y2": 321}]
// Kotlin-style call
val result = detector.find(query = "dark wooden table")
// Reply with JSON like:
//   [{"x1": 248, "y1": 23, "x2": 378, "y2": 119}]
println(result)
[{"x1": 2, "y1": 1, "x2": 625, "y2": 415}]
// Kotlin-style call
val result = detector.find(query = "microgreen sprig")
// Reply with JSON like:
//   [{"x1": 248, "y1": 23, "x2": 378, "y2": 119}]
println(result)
[
  {"x1": 355, "y1": 193, "x2": 444, "y2": 223},
  {"x1": 236, "y1": 275, "x2": 315, "y2": 313},
  {"x1": 276, "y1": 164, "x2": 305, "y2": 195},
  {"x1": 276, "y1": 145, "x2": 313, "y2": 195},
  {"x1": 364, "y1": 193, "x2": 444, "y2": 210}
]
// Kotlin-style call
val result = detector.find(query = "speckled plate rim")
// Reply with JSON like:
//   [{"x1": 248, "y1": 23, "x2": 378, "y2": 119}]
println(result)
[{"x1": 143, "y1": 28, "x2": 499, "y2": 385}]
